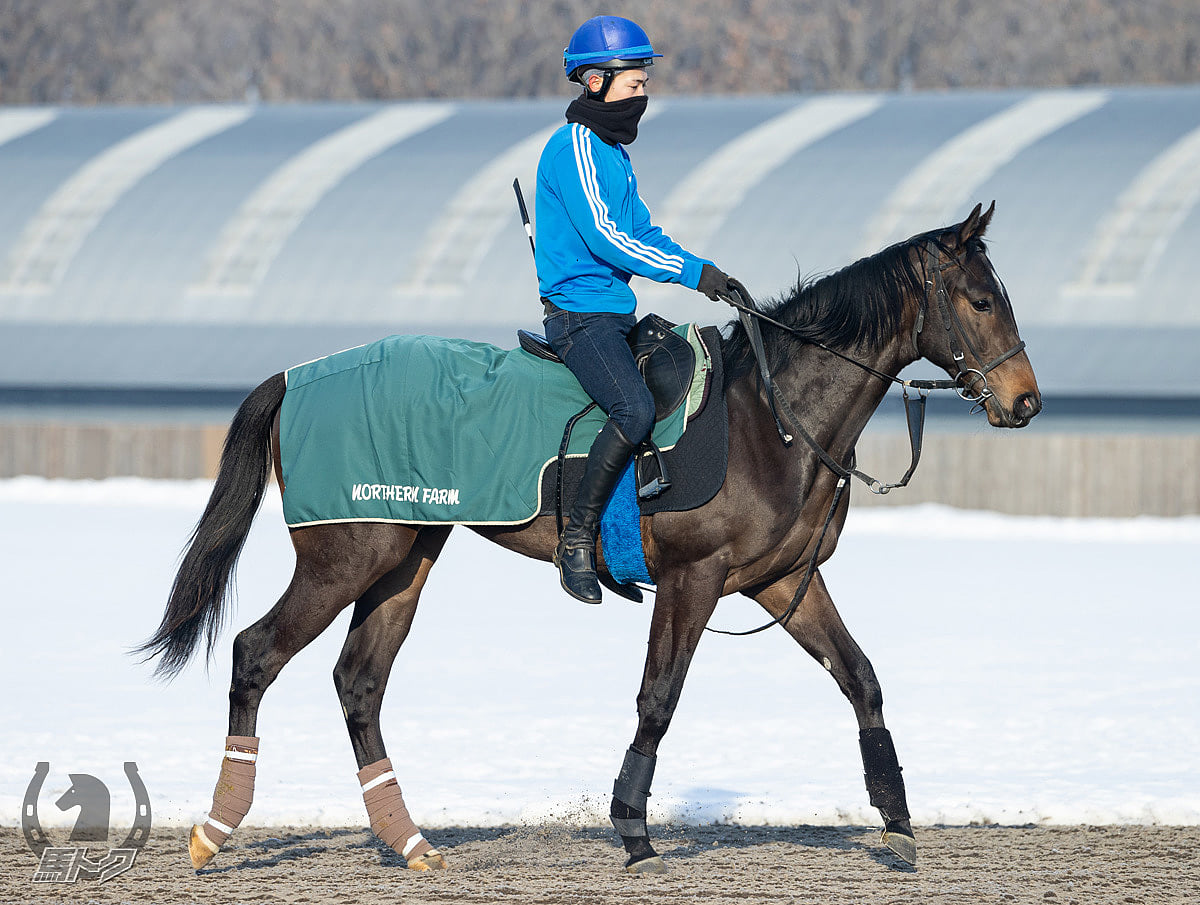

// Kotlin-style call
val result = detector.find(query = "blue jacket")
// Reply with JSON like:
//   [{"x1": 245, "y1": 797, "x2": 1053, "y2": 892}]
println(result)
[{"x1": 535, "y1": 121, "x2": 709, "y2": 314}]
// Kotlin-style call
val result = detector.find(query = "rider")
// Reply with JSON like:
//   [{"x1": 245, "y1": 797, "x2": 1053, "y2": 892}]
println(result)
[{"x1": 536, "y1": 15, "x2": 747, "y2": 604}]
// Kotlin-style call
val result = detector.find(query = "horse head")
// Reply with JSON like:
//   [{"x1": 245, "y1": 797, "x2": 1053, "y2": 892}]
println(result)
[{"x1": 915, "y1": 202, "x2": 1042, "y2": 428}]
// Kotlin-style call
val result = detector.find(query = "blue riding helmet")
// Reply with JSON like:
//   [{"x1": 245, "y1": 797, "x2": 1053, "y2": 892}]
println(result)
[{"x1": 563, "y1": 16, "x2": 662, "y2": 84}]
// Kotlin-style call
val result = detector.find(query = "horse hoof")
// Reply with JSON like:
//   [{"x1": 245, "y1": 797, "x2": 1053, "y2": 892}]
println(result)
[
  {"x1": 408, "y1": 849, "x2": 448, "y2": 871},
  {"x1": 625, "y1": 854, "x2": 667, "y2": 874},
  {"x1": 882, "y1": 829, "x2": 917, "y2": 865},
  {"x1": 188, "y1": 824, "x2": 220, "y2": 870}
]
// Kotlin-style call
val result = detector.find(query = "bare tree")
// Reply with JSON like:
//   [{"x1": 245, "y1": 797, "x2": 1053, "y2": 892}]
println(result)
[{"x1": 0, "y1": 0, "x2": 1196, "y2": 104}]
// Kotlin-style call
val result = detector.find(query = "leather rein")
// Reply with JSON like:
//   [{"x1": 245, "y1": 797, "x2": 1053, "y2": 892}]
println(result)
[
  {"x1": 705, "y1": 241, "x2": 1025, "y2": 637},
  {"x1": 722, "y1": 239, "x2": 1026, "y2": 494}
]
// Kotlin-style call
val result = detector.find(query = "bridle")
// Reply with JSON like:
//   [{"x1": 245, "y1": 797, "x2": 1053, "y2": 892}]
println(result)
[
  {"x1": 722, "y1": 239, "x2": 1025, "y2": 494},
  {"x1": 705, "y1": 240, "x2": 1025, "y2": 637},
  {"x1": 914, "y1": 239, "x2": 1027, "y2": 409}
]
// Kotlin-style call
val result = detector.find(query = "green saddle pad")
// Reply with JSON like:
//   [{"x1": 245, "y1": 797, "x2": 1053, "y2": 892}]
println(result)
[{"x1": 279, "y1": 326, "x2": 711, "y2": 527}]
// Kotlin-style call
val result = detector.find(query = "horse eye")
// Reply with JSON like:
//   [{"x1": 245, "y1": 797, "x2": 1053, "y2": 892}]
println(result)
[{"x1": 970, "y1": 297, "x2": 992, "y2": 312}]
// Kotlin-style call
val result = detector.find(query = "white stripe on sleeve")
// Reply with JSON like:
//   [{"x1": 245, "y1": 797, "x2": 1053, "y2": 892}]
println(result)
[{"x1": 571, "y1": 124, "x2": 684, "y2": 275}]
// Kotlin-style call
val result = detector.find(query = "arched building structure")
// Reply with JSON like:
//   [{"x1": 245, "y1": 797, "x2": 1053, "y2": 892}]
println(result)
[{"x1": 1, "y1": 87, "x2": 1197, "y2": 513}]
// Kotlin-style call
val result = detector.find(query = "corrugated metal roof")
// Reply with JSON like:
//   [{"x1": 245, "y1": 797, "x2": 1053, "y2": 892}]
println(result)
[{"x1": 0, "y1": 88, "x2": 1198, "y2": 393}]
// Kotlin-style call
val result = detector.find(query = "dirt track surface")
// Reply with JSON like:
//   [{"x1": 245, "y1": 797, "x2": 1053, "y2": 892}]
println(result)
[{"x1": 2, "y1": 824, "x2": 1197, "y2": 904}]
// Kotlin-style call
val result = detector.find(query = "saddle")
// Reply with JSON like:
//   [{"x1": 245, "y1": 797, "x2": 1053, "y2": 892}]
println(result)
[
  {"x1": 518, "y1": 313, "x2": 697, "y2": 502},
  {"x1": 517, "y1": 313, "x2": 696, "y2": 423}
]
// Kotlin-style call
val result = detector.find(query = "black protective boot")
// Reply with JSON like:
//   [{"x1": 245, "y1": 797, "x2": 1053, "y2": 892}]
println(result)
[{"x1": 555, "y1": 420, "x2": 636, "y2": 604}]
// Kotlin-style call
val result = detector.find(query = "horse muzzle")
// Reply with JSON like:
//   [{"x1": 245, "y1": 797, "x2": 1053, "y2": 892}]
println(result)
[
  {"x1": 982, "y1": 387, "x2": 1042, "y2": 428},
  {"x1": 960, "y1": 342, "x2": 1040, "y2": 429}
]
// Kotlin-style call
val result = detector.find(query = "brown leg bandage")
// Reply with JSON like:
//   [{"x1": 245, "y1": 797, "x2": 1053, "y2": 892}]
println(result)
[
  {"x1": 196, "y1": 735, "x2": 259, "y2": 852},
  {"x1": 359, "y1": 758, "x2": 435, "y2": 864}
]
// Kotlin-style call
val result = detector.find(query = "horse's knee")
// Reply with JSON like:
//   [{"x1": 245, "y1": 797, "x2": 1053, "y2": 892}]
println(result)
[
  {"x1": 849, "y1": 662, "x2": 883, "y2": 714},
  {"x1": 633, "y1": 686, "x2": 679, "y2": 745},
  {"x1": 860, "y1": 678, "x2": 883, "y2": 716},
  {"x1": 830, "y1": 654, "x2": 883, "y2": 715}
]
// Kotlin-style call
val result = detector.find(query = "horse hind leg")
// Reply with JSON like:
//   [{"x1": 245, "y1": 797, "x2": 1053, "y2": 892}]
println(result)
[
  {"x1": 189, "y1": 523, "x2": 419, "y2": 870},
  {"x1": 754, "y1": 568, "x2": 917, "y2": 866},
  {"x1": 333, "y1": 526, "x2": 452, "y2": 871}
]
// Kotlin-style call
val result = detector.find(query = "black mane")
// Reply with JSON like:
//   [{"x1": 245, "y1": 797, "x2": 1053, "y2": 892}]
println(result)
[{"x1": 721, "y1": 231, "x2": 954, "y2": 386}]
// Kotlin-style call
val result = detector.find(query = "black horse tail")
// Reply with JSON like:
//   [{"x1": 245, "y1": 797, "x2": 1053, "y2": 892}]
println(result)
[{"x1": 136, "y1": 373, "x2": 286, "y2": 680}]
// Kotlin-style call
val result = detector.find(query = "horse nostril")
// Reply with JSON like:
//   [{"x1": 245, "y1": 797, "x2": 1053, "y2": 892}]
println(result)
[{"x1": 1014, "y1": 392, "x2": 1041, "y2": 421}]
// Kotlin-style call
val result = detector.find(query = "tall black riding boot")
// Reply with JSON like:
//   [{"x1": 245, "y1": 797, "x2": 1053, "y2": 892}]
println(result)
[{"x1": 555, "y1": 420, "x2": 637, "y2": 604}]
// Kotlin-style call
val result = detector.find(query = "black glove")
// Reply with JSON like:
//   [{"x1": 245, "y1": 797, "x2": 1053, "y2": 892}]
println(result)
[{"x1": 696, "y1": 263, "x2": 748, "y2": 304}]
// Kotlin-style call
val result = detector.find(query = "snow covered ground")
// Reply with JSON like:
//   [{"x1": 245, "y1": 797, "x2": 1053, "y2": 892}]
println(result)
[{"x1": 1, "y1": 477, "x2": 1197, "y2": 832}]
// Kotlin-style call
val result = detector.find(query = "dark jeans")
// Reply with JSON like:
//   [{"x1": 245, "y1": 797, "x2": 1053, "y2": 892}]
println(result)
[{"x1": 543, "y1": 304, "x2": 655, "y2": 445}]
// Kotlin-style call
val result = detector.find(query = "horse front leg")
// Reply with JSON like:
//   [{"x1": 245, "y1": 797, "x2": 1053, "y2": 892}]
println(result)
[
  {"x1": 612, "y1": 562, "x2": 724, "y2": 874},
  {"x1": 754, "y1": 568, "x2": 917, "y2": 865}
]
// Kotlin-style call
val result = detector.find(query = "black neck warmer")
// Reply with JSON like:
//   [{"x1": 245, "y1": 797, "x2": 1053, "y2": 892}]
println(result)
[{"x1": 565, "y1": 94, "x2": 648, "y2": 145}]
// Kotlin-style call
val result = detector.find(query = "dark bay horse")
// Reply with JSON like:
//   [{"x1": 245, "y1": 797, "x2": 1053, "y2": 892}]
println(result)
[{"x1": 140, "y1": 202, "x2": 1040, "y2": 874}]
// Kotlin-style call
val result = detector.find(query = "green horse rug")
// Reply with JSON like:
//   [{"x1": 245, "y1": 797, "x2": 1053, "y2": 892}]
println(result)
[{"x1": 278, "y1": 324, "x2": 715, "y2": 530}]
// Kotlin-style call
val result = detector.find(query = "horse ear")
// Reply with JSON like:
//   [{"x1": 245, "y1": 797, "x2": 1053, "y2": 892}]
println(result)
[
  {"x1": 956, "y1": 201, "x2": 995, "y2": 246},
  {"x1": 977, "y1": 200, "x2": 996, "y2": 235}
]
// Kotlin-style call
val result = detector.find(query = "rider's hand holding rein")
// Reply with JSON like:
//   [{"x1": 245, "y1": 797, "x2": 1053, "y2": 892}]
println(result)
[{"x1": 697, "y1": 263, "x2": 749, "y2": 304}]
